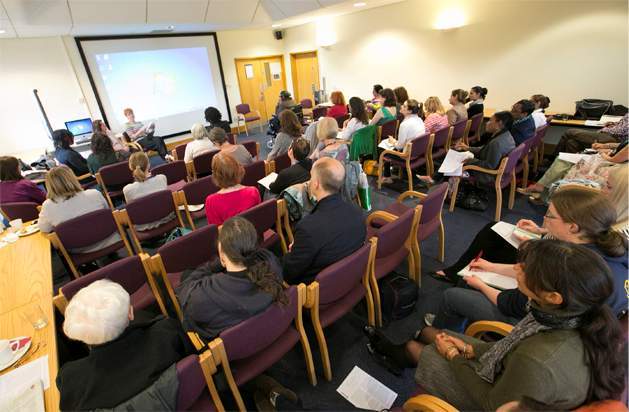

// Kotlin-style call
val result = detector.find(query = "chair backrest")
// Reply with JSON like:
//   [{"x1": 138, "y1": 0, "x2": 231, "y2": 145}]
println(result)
[
  {"x1": 55, "y1": 208, "x2": 120, "y2": 251},
  {"x1": 300, "y1": 99, "x2": 313, "y2": 109},
  {"x1": 417, "y1": 183, "x2": 448, "y2": 240},
  {"x1": 152, "y1": 160, "x2": 188, "y2": 185},
  {"x1": 193, "y1": 149, "x2": 220, "y2": 177},
  {"x1": 99, "y1": 161, "x2": 134, "y2": 188},
  {"x1": 312, "y1": 106, "x2": 327, "y2": 120},
  {"x1": 349, "y1": 125, "x2": 377, "y2": 161},
  {"x1": 236, "y1": 104, "x2": 250, "y2": 115},
  {"x1": 432, "y1": 125, "x2": 451, "y2": 150},
  {"x1": 157, "y1": 224, "x2": 219, "y2": 273},
  {"x1": 236, "y1": 199, "x2": 277, "y2": 240},
  {"x1": 227, "y1": 133, "x2": 236, "y2": 144},
  {"x1": 0, "y1": 202, "x2": 39, "y2": 222},
  {"x1": 274, "y1": 152, "x2": 292, "y2": 173},
  {"x1": 451, "y1": 119, "x2": 468, "y2": 142},
  {"x1": 176, "y1": 355, "x2": 207, "y2": 410},
  {"x1": 125, "y1": 190, "x2": 177, "y2": 225},
  {"x1": 500, "y1": 144, "x2": 527, "y2": 188},
  {"x1": 468, "y1": 113, "x2": 483, "y2": 135},
  {"x1": 220, "y1": 285, "x2": 299, "y2": 361},
  {"x1": 532, "y1": 124, "x2": 549, "y2": 149},
  {"x1": 315, "y1": 242, "x2": 371, "y2": 306},
  {"x1": 379, "y1": 119, "x2": 398, "y2": 140},
  {"x1": 182, "y1": 175, "x2": 219, "y2": 205},
  {"x1": 174, "y1": 144, "x2": 187, "y2": 161},
  {"x1": 373, "y1": 208, "x2": 415, "y2": 258},
  {"x1": 335, "y1": 113, "x2": 349, "y2": 129},
  {"x1": 61, "y1": 255, "x2": 148, "y2": 302},
  {"x1": 409, "y1": 132, "x2": 432, "y2": 159},
  {"x1": 241, "y1": 140, "x2": 258, "y2": 159},
  {"x1": 242, "y1": 160, "x2": 266, "y2": 187}
]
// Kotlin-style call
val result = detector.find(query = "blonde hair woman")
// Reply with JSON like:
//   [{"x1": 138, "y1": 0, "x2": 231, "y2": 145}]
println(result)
[
  {"x1": 38, "y1": 165, "x2": 119, "y2": 252},
  {"x1": 423, "y1": 96, "x2": 450, "y2": 133},
  {"x1": 310, "y1": 117, "x2": 348, "y2": 161},
  {"x1": 184, "y1": 123, "x2": 216, "y2": 163}
]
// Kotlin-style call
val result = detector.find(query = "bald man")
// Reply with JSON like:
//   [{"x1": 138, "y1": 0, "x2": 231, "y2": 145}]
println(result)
[{"x1": 283, "y1": 157, "x2": 366, "y2": 284}]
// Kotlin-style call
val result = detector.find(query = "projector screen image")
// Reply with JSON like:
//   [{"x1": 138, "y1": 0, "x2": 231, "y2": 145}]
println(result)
[{"x1": 77, "y1": 34, "x2": 230, "y2": 137}]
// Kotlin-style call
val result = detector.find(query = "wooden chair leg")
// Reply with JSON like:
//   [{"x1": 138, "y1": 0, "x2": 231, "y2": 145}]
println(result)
[
  {"x1": 406, "y1": 164, "x2": 413, "y2": 192},
  {"x1": 370, "y1": 275, "x2": 383, "y2": 327},
  {"x1": 508, "y1": 173, "x2": 516, "y2": 209},
  {"x1": 296, "y1": 286, "x2": 317, "y2": 386},
  {"x1": 532, "y1": 147, "x2": 539, "y2": 174},
  {"x1": 522, "y1": 155, "x2": 529, "y2": 189},
  {"x1": 310, "y1": 307, "x2": 332, "y2": 381},
  {"x1": 448, "y1": 178, "x2": 460, "y2": 212},
  {"x1": 495, "y1": 184, "x2": 503, "y2": 221},
  {"x1": 415, "y1": 246, "x2": 422, "y2": 287},
  {"x1": 438, "y1": 220, "x2": 445, "y2": 262},
  {"x1": 377, "y1": 159, "x2": 384, "y2": 190}
]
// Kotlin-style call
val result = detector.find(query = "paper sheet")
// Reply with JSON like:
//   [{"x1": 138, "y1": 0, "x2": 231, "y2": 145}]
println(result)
[
  {"x1": 491, "y1": 221, "x2": 541, "y2": 248},
  {"x1": 269, "y1": 62, "x2": 282, "y2": 76},
  {"x1": 378, "y1": 139, "x2": 395, "y2": 150},
  {"x1": 0, "y1": 380, "x2": 45, "y2": 412},
  {"x1": 257, "y1": 172, "x2": 278, "y2": 190},
  {"x1": 458, "y1": 265, "x2": 518, "y2": 290},
  {"x1": 557, "y1": 152, "x2": 592, "y2": 164},
  {"x1": 438, "y1": 150, "x2": 474, "y2": 176},
  {"x1": 600, "y1": 115, "x2": 623, "y2": 123},
  {"x1": 0, "y1": 355, "x2": 50, "y2": 399},
  {"x1": 337, "y1": 366, "x2": 397, "y2": 411},
  {"x1": 584, "y1": 120, "x2": 604, "y2": 127}
]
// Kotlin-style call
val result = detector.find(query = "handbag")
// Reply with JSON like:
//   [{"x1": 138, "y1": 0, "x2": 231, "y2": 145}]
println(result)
[
  {"x1": 574, "y1": 99, "x2": 613, "y2": 119},
  {"x1": 379, "y1": 273, "x2": 419, "y2": 324}
]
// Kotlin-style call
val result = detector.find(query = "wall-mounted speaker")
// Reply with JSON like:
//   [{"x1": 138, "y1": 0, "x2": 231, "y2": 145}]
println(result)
[{"x1": 274, "y1": 30, "x2": 284, "y2": 40}]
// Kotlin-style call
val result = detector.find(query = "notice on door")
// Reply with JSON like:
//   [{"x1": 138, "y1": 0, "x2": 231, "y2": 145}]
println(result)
[
  {"x1": 244, "y1": 64, "x2": 254, "y2": 79},
  {"x1": 270, "y1": 62, "x2": 282, "y2": 80}
]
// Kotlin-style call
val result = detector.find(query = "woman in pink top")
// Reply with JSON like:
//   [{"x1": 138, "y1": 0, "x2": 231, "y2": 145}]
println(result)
[
  {"x1": 326, "y1": 91, "x2": 348, "y2": 118},
  {"x1": 205, "y1": 152, "x2": 261, "y2": 226},
  {"x1": 423, "y1": 96, "x2": 450, "y2": 133},
  {"x1": 0, "y1": 156, "x2": 46, "y2": 204}
]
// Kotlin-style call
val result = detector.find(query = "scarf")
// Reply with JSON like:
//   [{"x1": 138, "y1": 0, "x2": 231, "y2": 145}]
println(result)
[{"x1": 474, "y1": 304, "x2": 584, "y2": 383}]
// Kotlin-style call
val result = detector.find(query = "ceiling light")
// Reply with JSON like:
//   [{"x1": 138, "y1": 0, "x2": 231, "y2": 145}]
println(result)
[
  {"x1": 434, "y1": 8, "x2": 466, "y2": 30},
  {"x1": 272, "y1": 24, "x2": 281, "y2": 28},
  {"x1": 0, "y1": 29, "x2": 5, "y2": 34},
  {"x1": 354, "y1": 2, "x2": 367, "y2": 6}
]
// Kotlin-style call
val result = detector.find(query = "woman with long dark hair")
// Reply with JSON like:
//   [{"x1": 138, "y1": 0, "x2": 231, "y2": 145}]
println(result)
[
  {"x1": 369, "y1": 88, "x2": 398, "y2": 126},
  {"x1": 338, "y1": 97, "x2": 368, "y2": 141},
  {"x1": 87, "y1": 132, "x2": 126, "y2": 175},
  {"x1": 176, "y1": 216, "x2": 287, "y2": 341},
  {"x1": 366, "y1": 239, "x2": 626, "y2": 410}
]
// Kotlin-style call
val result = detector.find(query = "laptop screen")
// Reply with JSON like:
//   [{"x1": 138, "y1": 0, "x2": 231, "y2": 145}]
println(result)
[{"x1": 65, "y1": 118, "x2": 93, "y2": 137}]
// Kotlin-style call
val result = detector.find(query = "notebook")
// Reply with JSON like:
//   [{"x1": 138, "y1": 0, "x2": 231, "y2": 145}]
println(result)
[
  {"x1": 257, "y1": 173, "x2": 278, "y2": 190},
  {"x1": 458, "y1": 265, "x2": 517, "y2": 290},
  {"x1": 491, "y1": 221, "x2": 541, "y2": 249}
]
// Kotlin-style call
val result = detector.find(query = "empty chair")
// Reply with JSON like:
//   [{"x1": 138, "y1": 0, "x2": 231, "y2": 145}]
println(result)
[
  {"x1": 176, "y1": 175, "x2": 220, "y2": 229},
  {"x1": 273, "y1": 152, "x2": 292, "y2": 174},
  {"x1": 95, "y1": 161, "x2": 134, "y2": 209},
  {"x1": 304, "y1": 240, "x2": 376, "y2": 380},
  {"x1": 52, "y1": 254, "x2": 166, "y2": 315},
  {"x1": 172, "y1": 143, "x2": 187, "y2": 161},
  {"x1": 366, "y1": 208, "x2": 417, "y2": 326},
  {"x1": 0, "y1": 202, "x2": 39, "y2": 222},
  {"x1": 119, "y1": 190, "x2": 186, "y2": 253},
  {"x1": 377, "y1": 132, "x2": 433, "y2": 192},
  {"x1": 378, "y1": 118, "x2": 399, "y2": 143},
  {"x1": 192, "y1": 149, "x2": 220, "y2": 179},
  {"x1": 242, "y1": 160, "x2": 267, "y2": 187},
  {"x1": 48, "y1": 208, "x2": 133, "y2": 278},
  {"x1": 449, "y1": 143, "x2": 527, "y2": 221},
  {"x1": 208, "y1": 284, "x2": 317, "y2": 411},
  {"x1": 429, "y1": 125, "x2": 453, "y2": 166},
  {"x1": 465, "y1": 112, "x2": 484, "y2": 144},
  {"x1": 241, "y1": 140, "x2": 260, "y2": 160},
  {"x1": 152, "y1": 160, "x2": 189, "y2": 191},
  {"x1": 175, "y1": 352, "x2": 224, "y2": 411},
  {"x1": 301, "y1": 98, "x2": 314, "y2": 120},
  {"x1": 235, "y1": 104, "x2": 263, "y2": 135},
  {"x1": 236, "y1": 199, "x2": 290, "y2": 253},
  {"x1": 450, "y1": 118, "x2": 468, "y2": 145}
]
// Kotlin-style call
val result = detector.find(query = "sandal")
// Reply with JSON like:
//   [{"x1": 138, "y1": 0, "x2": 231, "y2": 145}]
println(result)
[
  {"x1": 366, "y1": 343, "x2": 403, "y2": 376},
  {"x1": 428, "y1": 271, "x2": 457, "y2": 284}
]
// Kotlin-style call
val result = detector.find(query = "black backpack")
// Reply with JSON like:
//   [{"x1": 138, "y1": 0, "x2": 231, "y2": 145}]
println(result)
[{"x1": 379, "y1": 273, "x2": 418, "y2": 324}]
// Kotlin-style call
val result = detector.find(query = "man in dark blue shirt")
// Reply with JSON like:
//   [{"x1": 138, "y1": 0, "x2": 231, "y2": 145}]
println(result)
[
  {"x1": 52, "y1": 129, "x2": 90, "y2": 177},
  {"x1": 510, "y1": 99, "x2": 536, "y2": 145}
]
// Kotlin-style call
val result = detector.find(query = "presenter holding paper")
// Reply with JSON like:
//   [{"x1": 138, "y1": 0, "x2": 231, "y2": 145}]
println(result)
[{"x1": 123, "y1": 108, "x2": 171, "y2": 160}]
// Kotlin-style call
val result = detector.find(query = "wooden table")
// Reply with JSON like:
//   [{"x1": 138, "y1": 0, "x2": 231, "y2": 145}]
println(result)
[
  {"x1": 0, "y1": 231, "x2": 59, "y2": 411},
  {"x1": 483, "y1": 108, "x2": 601, "y2": 128}
]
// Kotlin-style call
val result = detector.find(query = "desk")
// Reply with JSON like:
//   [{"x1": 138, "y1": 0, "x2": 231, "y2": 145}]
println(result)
[
  {"x1": 0, "y1": 232, "x2": 59, "y2": 412},
  {"x1": 483, "y1": 108, "x2": 601, "y2": 128}
]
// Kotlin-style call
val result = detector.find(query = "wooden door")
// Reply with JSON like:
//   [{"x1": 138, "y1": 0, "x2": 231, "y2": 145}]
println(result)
[
  {"x1": 235, "y1": 56, "x2": 286, "y2": 122},
  {"x1": 291, "y1": 51, "x2": 320, "y2": 104}
]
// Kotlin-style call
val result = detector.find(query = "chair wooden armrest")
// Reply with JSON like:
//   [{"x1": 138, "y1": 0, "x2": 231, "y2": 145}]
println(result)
[
  {"x1": 36, "y1": 205, "x2": 42, "y2": 212},
  {"x1": 187, "y1": 331, "x2": 207, "y2": 351},
  {"x1": 397, "y1": 190, "x2": 428, "y2": 202},
  {"x1": 265, "y1": 160, "x2": 275, "y2": 175},
  {"x1": 198, "y1": 350, "x2": 225, "y2": 411},
  {"x1": 77, "y1": 173, "x2": 93, "y2": 180},
  {"x1": 465, "y1": 320, "x2": 514, "y2": 338},
  {"x1": 378, "y1": 148, "x2": 408, "y2": 163},
  {"x1": 185, "y1": 161, "x2": 195, "y2": 180},
  {"x1": 366, "y1": 210, "x2": 399, "y2": 226},
  {"x1": 127, "y1": 141, "x2": 142, "y2": 151},
  {"x1": 403, "y1": 394, "x2": 458, "y2": 412},
  {"x1": 462, "y1": 164, "x2": 499, "y2": 175},
  {"x1": 304, "y1": 282, "x2": 318, "y2": 309},
  {"x1": 52, "y1": 293, "x2": 68, "y2": 315}
]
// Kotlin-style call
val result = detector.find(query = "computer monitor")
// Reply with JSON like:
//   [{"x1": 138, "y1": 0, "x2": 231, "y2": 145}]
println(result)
[{"x1": 65, "y1": 118, "x2": 93, "y2": 143}]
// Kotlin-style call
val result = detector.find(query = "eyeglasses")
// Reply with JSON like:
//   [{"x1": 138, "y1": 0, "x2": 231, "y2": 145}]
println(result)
[{"x1": 543, "y1": 212, "x2": 558, "y2": 220}]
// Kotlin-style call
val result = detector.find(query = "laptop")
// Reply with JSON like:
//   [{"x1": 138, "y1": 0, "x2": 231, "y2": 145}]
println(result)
[{"x1": 65, "y1": 118, "x2": 93, "y2": 144}]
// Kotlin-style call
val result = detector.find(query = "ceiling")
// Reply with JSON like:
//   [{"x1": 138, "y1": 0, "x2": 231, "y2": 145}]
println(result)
[{"x1": 0, "y1": 0, "x2": 405, "y2": 38}]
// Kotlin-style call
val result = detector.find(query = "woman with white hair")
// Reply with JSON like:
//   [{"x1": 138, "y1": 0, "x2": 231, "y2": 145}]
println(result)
[
  {"x1": 56, "y1": 279, "x2": 192, "y2": 411},
  {"x1": 184, "y1": 123, "x2": 216, "y2": 163}
]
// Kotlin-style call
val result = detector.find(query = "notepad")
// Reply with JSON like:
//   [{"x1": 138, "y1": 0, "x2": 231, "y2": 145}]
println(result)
[
  {"x1": 257, "y1": 172, "x2": 278, "y2": 190},
  {"x1": 557, "y1": 152, "x2": 593, "y2": 164},
  {"x1": 458, "y1": 265, "x2": 517, "y2": 290},
  {"x1": 0, "y1": 380, "x2": 45, "y2": 412},
  {"x1": 491, "y1": 221, "x2": 541, "y2": 248},
  {"x1": 438, "y1": 150, "x2": 474, "y2": 176},
  {"x1": 378, "y1": 139, "x2": 395, "y2": 150},
  {"x1": 337, "y1": 366, "x2": 397, "y2": 411}
]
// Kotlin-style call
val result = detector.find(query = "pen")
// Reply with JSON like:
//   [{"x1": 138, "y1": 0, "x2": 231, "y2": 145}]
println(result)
[{"x1": 473, "y1": 250, "x2": 483, "y2": 264}]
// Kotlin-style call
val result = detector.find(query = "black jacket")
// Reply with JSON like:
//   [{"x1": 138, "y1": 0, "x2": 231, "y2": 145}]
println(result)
[
  {"x1": 283, "y1": 193, "x2": 366, "y2": 284},
  {"x1": 55, "y1": 147, "x2": 89, "y2": 176},
  {"x1": 206, "y1": 121, "x2": 231, "y2": 134},
  {"x1": 270, "y1": 159, "x2": 312, "y2": 194},
  {"x1": 56, "y1": 316, "x2": 192, "y2": 411},
  {"x1": 510, "y1": 115, "x2": 536, "y2": 145},
  {"x1": 467, "y1": 102, "x2": 484, "y2": 118}
]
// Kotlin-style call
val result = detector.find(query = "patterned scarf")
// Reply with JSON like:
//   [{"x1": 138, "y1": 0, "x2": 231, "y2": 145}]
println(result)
[{"x1": 474, "y1": 304, "x2": 584, "y2": 383}]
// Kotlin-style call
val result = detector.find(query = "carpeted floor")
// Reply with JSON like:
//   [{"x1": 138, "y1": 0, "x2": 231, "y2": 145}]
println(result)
[{"x1": 52, "y1": 127, "x2": 548, "y2": 410}]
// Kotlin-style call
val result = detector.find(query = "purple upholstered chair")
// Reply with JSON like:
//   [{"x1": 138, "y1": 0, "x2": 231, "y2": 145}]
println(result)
[
  {"x1": 377, "y1": 132, "x2": 432, "y2": 192},
  {"x1": 531, "y1": 124, "x2": 550, "y2": 173},
  {"x1": 209, "y1": 284, "x2": 316, "y2": 411},
  {"x1": 51, "y1": 208, "x2": 133, "y2": 279},
  {"x1": 365, "y1": 207, "x2": 417, "y2": 326},
  {"x1": 273, "y1": 152, "x2": 292, "y2": 174},
  {"x1": 172, "y1": 143, "x2": 187, "y2": 161},
  {"x1": 175, "y1": 352, "x2": 224, "y2": 411},
  {"x1": 378, "y1": 119, "x2": 399, "y2": 142},
  {"x1": 429, "y1": 125, "x2": 453, "y2": 166},
  {"x1": 122, "y1": 190, "x2": 185, "y2": 253},
  {"x1": 241, "y1": 140, "x2": 260, "y2": 160},
  {"x1": 312, "y1": 106, "x2": 327, "y2": 120},
  {"x1": 95, "y1": 161, "x2": 134, "y2": 209},
  {"x1": 236, "y1": 199, "x2": 288, "y2": 253},
  {"x1": 465, "y1": 113, "x2": 484, "y2": 144},
  {"x1": 53, "y1": 255, "x2": 163, "y2": 315},
  {"x1": 242, "y1": 160, "x2": 267, "y2": 187},
  {"x1": 227, "y1": 133, "x2": 236, "y2": 144},
  {"x1": 192, "y1": 150, "x2": 220, "y2": 179},
  {"x1": 449, "y1": 144, "x2": 527, "y2": 221},
  {"x1": 150, "y1": 224, "x2": 219, "y2": 320},
  {"x1": 514, "y1": 135, "x2": 538, "y2": 189},
  {"x1": 300, "y1": 99, "x2": 313, "y2": 109},
  {"x1": 152, "y1": 160, "x2": 189, "y2": 193},
  {"x1": 235, "y1": 104, "x2": 263, "y2": 136},
  {"x1": 334, "y1": 113, "x2": 350, "y2": 129},
  {"x1": 304, "y1": 240, "x2": 376, "y2": 380},
  {"x1": 177, "y1": 175, "x2": 219, "y2": 229},
  {"x1": 0, "y1": 202, "x2": 39, "y2": 222},
  {"x1": 450, "y1": 118, "x2": 468, "y2": 145}
]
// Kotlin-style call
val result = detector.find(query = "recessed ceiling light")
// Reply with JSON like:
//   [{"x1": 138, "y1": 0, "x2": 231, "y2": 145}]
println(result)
[
  {"x1": 272, "y1": 24, "x2": 281, "y2": 28},
  {"x1": 354, "y1": 2, "x2": 367, "y2": 6}
]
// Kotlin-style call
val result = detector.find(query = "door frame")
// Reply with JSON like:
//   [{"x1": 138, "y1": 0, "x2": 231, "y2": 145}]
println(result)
[
  {"x1": 290, "y1": 50, "x2": 320, "y2": 103},
  {"x1": 234, "y1": 54, "x2": 287, "y2": 119}
]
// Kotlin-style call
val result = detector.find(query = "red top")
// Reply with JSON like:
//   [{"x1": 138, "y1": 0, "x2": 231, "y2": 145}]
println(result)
[
  {"x1": 327, "y1": 104, "x2": 348, "y2": 119},
  {"x1": 205, "y1": 186, "x2": 261, "y2": 226}
]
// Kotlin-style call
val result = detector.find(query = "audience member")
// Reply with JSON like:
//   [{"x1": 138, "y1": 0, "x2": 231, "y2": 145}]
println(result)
[
  {"x1": 205, "y1": 153, "x2": 260, "y2": 225},
  {"x1": 184, "y1": 123, "x2": 216, "y2": 163},
  {"x1": 394, "y1": 87, "x2": 409, "y2": 112},
  {"x1": 38, "y1": 165, "x2": 118, "y2": 252},
  {"x1": 209, "y1": 127, "x2": 253, "y2": 165},
  {"x1": 57, "y1": 280, "x2": 192, "y2": 410},
  {"x1": 446, "y1": 89, "x2": 468, "y2": 125},
  {"x1": 92, "y1": 119, "x2": 129, "y2": 153},
  {"x1": 268, "y1": 109, "x2": 303, "y2": 161},
  {"x1": 369, "y1": 88, "x2": 398, "y2": 126},
  {"x1": 467, "y1": 86, "x2": 487, "y2": 118},
  {"x1": 282, "y1": 157, "x2": 366, "y2": 284},
  {"x1": 530, "y1": 94, "x2": 550, "y2": 128},
  {"x1": 423, "y1": 96, "x2": 450, "y2": 133},
  {"x1": 327, "y1": 91, "x2": 348, "y2": 118},
  {"x1": 275, "y1": 90, "x2": 296, "y2": 116},
  {"x1": 339, "y1": 97, "x2": 369, "y2": 141},
  {"x1": 310, "y1": 117, "x2": 348, "y2": 161},
  {"x1": 554, "y1": 113, "x2": 628, "y2": 154},
  {"x1": 87, "y1": 132, "x2": 125, "y2": 175},
  {"x1": 0, "y1": 156, "x2": 46, "y2": 204},
  {"x1": 510, "y1": 99, "x2": 536, "y2": 144},
  {"x1": 367, "y1": 239, "x2": 626, "y2": 411},
  {"x1": 176, "y1": 217, "x2": 286, "y2": 341},
  {"x1": 204, "y1": 106, "x2": 231, "y2": 134},
  {"x1": 269, "y1": 138, "x2": 312, "y2": 194},
  {"x1": 52, "y1": 129, "x2": 89, "y2": 177},
  {"x1": 123, "y1": 108, "x2": 170, "y2": 160},
  {"x1": 371, "y1": 84, "x2": 384, "y2": 104}
]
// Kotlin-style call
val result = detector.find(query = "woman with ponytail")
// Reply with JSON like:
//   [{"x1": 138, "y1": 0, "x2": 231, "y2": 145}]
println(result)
[
  {"x1": 467, "y1": 86, "x2": 487, "y2": 118},
  {"x1": 176, "y1": 217, "x2": 286, "y2": 342},
  {"x1": 366, "y1": 240, "x2": 626, "y2": 410}
]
